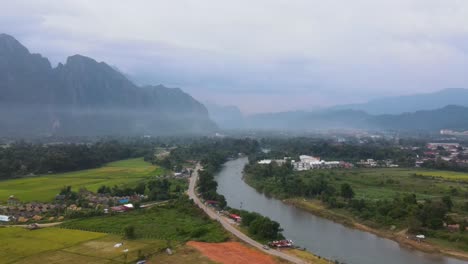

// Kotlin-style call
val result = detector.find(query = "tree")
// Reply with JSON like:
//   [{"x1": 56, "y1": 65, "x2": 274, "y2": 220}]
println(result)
[
  {"x1": 442, "y1": 196, "x2": 453, "y2": 211},
  {"x1": 97, "y1": 185, "x2": 111, "y2": 194},
  {"x1": 340, "y1": 183, "x2": 355, "y2": 200},
  {"x1": 124, "y1": 225, "x2": 136, "y2": 239},
  {"x1": 460, "y1": 220, "x2": 467, "y2": 233},
  {"x1": 134, "y1": 182, "x2": 146, "y2": 195}
]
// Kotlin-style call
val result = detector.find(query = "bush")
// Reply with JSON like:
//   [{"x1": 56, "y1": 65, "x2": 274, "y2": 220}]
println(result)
[{"x1": 124, "y1": 225, "x2": 136, "y2": 239}]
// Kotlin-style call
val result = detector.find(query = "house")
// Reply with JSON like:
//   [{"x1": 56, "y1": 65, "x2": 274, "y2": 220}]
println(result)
[
  {"x1": 111, "y1": 205, "x2": 131, "y2": 213},
  {"x1": 7, "y1": 195, "x2": 21, "y2": 206},
  {"x1": 118, "y1": 198, "x2": 130, "y2": 204},
  {"x1": 205, "y1": 200, "x2": 219, "y2": 206},
  {"x1": 356, "y1": 159, "x2": 378, "y2": 167},
  {"x1": 0, "y1": 215, "x2": 11, "y2": 222},
  {"x1": 229, "y1": 214, "x2": 242, "y2": 222},
  {"x1": 292, "y1": 155, "x2": 345, "y2": 171}
]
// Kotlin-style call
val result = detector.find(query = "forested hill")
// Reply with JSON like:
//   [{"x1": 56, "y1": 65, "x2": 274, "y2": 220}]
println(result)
[{"x1": 0, "y1": 33, "x2": 216, "y2": 136}]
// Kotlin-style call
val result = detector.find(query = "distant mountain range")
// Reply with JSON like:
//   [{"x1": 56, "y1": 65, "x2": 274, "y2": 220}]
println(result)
[
  {"x1": 331, "y1": 88, "x2": 468, "y2": 114},
  {"x1": 240, "y1": 88, "x2": 468, "y2": 132},
  {"x1": 244, "y1": 105, "x2": 468, "y2": 132},
  {"x1": 0, "y1": 33, "x2": 216, "y2": 136}
]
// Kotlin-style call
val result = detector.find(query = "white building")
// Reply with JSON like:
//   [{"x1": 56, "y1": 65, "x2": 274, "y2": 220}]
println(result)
[
  {"x1": 356, "y1": 159, "x2": 378, "y2": 167},
  {"x1": 293, "y1": 155, "x2": 343, "y2": 171}
]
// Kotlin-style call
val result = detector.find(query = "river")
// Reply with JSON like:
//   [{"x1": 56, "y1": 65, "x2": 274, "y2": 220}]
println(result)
[{"x1": 215, "y1": 157, "x2": 467, "y2": 264}]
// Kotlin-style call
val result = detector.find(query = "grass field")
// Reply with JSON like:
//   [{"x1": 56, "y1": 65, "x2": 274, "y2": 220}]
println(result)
[
  {"x1": 0, "y1": 158, "x2": 164, "y2": 203},
  {"x1": 0, "y1": 227, "x2": 213, "y2": 264},
  {"x1": 331, "y1": 168, "x2": 468, "y2": 201},
  {"x1": 60, "y1": 205, "x2": 229, "y2": 242},
  {"x1": 414, "y1": 169, "x2": 468, "y2": 181}
]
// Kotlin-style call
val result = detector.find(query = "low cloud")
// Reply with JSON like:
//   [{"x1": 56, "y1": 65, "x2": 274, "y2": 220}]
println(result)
[{"x1": 2, "y1": 0, "x2": 468, "y2": 113}]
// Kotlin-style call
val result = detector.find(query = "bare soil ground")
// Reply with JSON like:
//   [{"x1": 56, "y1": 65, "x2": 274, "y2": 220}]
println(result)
[{"x1": 187, "y1": 241, "x2": 278, "y2": 264}]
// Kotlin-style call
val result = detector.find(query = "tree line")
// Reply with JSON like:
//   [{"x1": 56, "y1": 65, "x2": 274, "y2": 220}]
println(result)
[
  {"x1": 157, "y1": 138, "x2": 284, "y2": 241},
  {"x1": 245, "y1": 162, "x2": 465, "y2": 238},
  {"x1": 0, "y1": 140, "x2": 155, "y2": 179}
]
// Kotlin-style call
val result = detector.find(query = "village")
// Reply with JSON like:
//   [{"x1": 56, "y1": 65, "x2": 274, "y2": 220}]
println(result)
[
  {"x1": 0, "y1": 192, "x2": 144, "y2": 224},
  {"x1": 415, "y1": 142, "x2": 468, "y2": 169},
  {"x1": 256, "y1": 142, "x2": 468, "y2": 172},
  {"x1": 0, "y1": 168, "x2": 193, "y2": 225}
]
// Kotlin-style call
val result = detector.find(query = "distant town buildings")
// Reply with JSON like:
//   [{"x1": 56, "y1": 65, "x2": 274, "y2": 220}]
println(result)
[
  {"x1": 415, "y1": 142, "x2": 467, "y2": 168},
  {"x1": 258, "y1": 155, "x2": 353, "y2": 171},
  {"x1": 356, "y1": 159, "x2": 378, "y2": 168},
  {"x1": 440, "y1": 129, "x2": 468, "y2": 136}
]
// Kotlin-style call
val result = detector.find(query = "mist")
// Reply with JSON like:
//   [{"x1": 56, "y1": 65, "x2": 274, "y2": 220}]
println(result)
[{"x1": 3, "y1": 0, "x2": 468, "y2": 113}]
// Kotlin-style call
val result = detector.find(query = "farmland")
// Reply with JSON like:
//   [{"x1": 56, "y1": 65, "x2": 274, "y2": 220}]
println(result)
[
  {"x1": 245, "y1": 164, "x2": 468, "y2": 253},
  {"x1": 61, "y1": 200, "x2": 229, "y2": 243},
  {"x1": 0, "y1": 158, "x2": 164, "y2": 203},
  {"x1": 0, "y1": 227, "x2": 216, "y2": 264},
  {"x1": 247, "y1": 167, "x2": 468, "y2": 202},
  {"x1": 0, "y1": 227, "x2": 106, "y2": 264}
]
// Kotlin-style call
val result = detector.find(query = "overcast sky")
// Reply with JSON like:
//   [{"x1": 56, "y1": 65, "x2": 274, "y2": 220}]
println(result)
[{"x1": 2, "y1": 0, "x2": 468, "y2": 113}]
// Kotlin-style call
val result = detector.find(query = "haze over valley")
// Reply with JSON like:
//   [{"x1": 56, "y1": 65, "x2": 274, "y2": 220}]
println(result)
[{"x1": 3, "y1": 2, "x2": 468, "y2": 264}]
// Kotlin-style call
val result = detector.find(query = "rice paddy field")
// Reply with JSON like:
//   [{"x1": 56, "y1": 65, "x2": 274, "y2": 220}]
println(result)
[
  {"x1": 0, "y1": 158, "x2": 164, "y2": 203},
  {"x1": 0, "y1": 227, "x2": 208, "y2": 264}
]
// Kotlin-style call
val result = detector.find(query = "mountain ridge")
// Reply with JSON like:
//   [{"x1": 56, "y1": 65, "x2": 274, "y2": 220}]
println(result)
[
  {"x1": 0, "y1": 33, "x2": 216, "y2": 136},
  {"x1": 330, "y1": 88, "x2": 468, "y2": 114}
]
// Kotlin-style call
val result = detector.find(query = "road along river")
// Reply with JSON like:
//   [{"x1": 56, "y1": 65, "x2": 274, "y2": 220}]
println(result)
[{"x1": 215, "y1": 157, "x2": 467, "y2": 264}]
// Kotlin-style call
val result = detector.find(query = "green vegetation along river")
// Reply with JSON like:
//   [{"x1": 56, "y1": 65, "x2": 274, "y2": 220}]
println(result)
[{"x1": 215, "y1": 157, "x2": 466, "y2": 264}]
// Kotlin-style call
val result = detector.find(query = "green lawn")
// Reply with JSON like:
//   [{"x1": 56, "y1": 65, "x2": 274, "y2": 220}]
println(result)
[{"x1": 0, "y1": 158, "x2": 164, "y2": 203}]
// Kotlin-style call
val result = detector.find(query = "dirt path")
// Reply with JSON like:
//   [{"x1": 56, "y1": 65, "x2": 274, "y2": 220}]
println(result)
[{"x1": 188, "y1": 241, "x2": 278, "y2": 264}]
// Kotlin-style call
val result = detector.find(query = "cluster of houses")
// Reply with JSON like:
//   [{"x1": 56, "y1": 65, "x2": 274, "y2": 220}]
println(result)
[
  {"x1": 440, "y1": 129, "x2": 468, "y2": 136},
  {"x1": 0, "y1": 195, "x2": 67, "y2": 223},
  {"x1": 173, "y1": 168, "x2": 193, "y2": 178},
  {"x1": 0, "y1": 191, "x2": 146, "y2": 224},
  {"x1": 356, "y1": 159, "x2": 399, "y2": 168},
  {"x1": 78, "y1": 190, "x2": 145, "y2": 211},
  {"x1": 415, "y1": 142, "x2": 468, "y2": 167}
]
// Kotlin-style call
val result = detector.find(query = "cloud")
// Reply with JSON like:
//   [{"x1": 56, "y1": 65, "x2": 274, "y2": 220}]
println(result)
[{"x1": 1, "y1": 0, "x2": 468, "y2": 113}]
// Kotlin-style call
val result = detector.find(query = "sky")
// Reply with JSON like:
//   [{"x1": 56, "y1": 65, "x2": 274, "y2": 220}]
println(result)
[{"x1": 1, "y1": 0, "x2": 468, "y2": 113}]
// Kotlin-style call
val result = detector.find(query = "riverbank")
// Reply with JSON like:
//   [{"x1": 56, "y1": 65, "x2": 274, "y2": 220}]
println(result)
[
  {"x1": 285, "y1": 198, "x2": 468, "y2": 262},
  {"x1": 229, "y1": 219, "x2": 331, "y2": 263},
  {"x1": 188, "y1": 165, "x2": 309, "y2": 264}
]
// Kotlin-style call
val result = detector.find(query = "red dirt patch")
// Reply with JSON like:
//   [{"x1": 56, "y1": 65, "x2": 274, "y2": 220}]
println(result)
[{"x1": 187, "y1": 241, "x2": 277, "y2": 264}]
